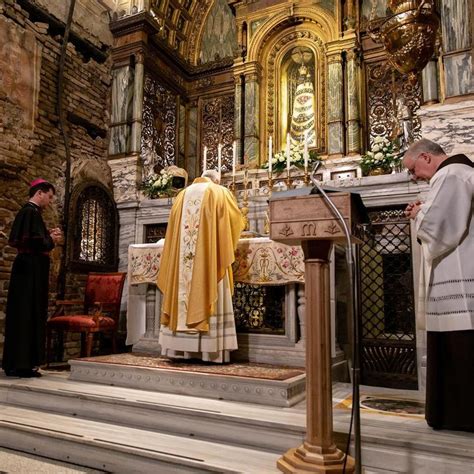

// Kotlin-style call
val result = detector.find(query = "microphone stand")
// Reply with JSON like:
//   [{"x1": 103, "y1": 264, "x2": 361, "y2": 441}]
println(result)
[{"x1": 309, "y1": 163, "x2": 362, "y2": 474}]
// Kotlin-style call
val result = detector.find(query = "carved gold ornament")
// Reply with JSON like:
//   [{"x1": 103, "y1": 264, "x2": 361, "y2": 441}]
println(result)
[{"x1": 370, "y1": 1, "x2": 440, "y2": 80}]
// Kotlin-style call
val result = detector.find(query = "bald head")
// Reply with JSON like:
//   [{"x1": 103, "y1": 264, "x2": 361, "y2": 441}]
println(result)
[
  {"x1": 403, "y1": 138, "x2": 448, "y2": 181},
  {"x1": 201, "y1": 169, "x2": 220, "y2": 184}
]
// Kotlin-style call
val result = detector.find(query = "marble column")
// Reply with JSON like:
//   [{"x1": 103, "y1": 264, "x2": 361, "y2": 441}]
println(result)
[
  {"x1": 109, "y1": 65, "x2": 134, "y2": 155},
  {"x1": 243, "y1": 66, "x2": 261, "y2": 164},
  {"x1": 131, "y1": 52, "x2": 145, "y2": 154},
  {"x1": 233, "y1": 74, "x2": 243, "y2": 164},
  {"x1": 422, "y1": 58, "x2": 439, "y2": 104},
  {"x1": 327, "y1": 54, "x2": 345, "y2": 156},
  {"x1": 346, "y1": 48, "x2": 361, "y2": 154}
]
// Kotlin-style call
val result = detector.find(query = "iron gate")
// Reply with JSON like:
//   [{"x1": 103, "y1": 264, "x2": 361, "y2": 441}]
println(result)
[{"x1": 359, "y1": 207, "x2": 418, "y2": 389}]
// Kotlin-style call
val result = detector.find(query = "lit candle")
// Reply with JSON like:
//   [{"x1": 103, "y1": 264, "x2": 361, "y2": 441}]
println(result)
[
  {"x1": 203, "y1": 146, "x2": 207, "y2": 172},
  {"x1": 218, "y1": 143, "x2": 222, "y2": 176},
  {"x1": 268, "y1": 136, "x2": 273, "y2": 176},
  {"x1": 232, "y1": 141, "x2": 237, "y2": 177},
  {"x1": 286, "y1": 133, "x2": 291, "y2": 173},
  {"x1": 304, "y1": 130, "x2": 309, "y2": 171}
]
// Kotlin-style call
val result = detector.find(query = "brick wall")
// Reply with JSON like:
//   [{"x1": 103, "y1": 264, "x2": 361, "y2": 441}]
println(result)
[{"x1": 0, "y1": 0, "x2": 113, "y2": 359}]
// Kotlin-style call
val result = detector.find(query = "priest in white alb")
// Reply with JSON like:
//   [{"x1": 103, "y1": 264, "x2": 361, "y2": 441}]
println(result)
[
  {"x1": 157, "y1": 169, "x2": 244, "y2": 363},
  {"x1": 404, "y1": 138, "x2": 474, "y2": 432}
]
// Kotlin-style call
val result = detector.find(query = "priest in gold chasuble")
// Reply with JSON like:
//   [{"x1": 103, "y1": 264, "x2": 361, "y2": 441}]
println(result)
[{"x1": 157, "y1": 170, "x2": 244, "y2": 363}]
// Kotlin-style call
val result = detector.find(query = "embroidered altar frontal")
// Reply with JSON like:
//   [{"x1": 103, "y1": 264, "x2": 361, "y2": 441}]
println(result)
[{"x1": 128, "y1": 237, "x2": 304, "y2": 286}]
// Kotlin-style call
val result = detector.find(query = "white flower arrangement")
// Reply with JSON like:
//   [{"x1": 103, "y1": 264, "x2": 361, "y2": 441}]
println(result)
[
  {"x1": 141, "y1": 169, "x2": 174, "y2": 198},
  {"x1": 264, "y1": 143, "x2": 320, "y2": 173},
  {"x1": 360, "y1": 136, "x2": 401, "y2": 176}
]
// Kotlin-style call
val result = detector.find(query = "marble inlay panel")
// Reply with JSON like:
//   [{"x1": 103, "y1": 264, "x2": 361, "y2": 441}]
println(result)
[
  {"x1": 419, "y1": 101, "x2": 474, "y2": 157},
  {"x1": 444, "y1": 52, "x2": 474, "y2": 98},
  {"x1": 328, "y1": 62, "x2": 343, "y2": 122},
  {"x1": 109, "y1": 66, "x2": 134, "y2": 155},
  {"x1": 244, "y1": 80, "x2": 259, "y2": 137},
  {"x1": 440, "y1": 0, "x2": 472, "y2": 52},
  {"x1": 199, "y1": 0, "x2": 238, "y2": 65},
  {"x1": 328, "y1": 122, "x2": 343, "y2": 155}
]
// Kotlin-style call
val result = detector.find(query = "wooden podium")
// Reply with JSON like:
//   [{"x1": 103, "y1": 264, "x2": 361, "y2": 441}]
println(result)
[{"x1": 270, "y1": 189, "x2": 366, "y2": 473}]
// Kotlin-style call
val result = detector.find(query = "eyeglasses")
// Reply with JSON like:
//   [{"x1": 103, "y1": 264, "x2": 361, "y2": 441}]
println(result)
[{"x1": 406, "y1": 154, "x2": 421, "y2": 177}]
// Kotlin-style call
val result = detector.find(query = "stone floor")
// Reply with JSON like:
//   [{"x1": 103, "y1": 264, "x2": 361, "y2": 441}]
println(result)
[
  {"x1": 0, "y1": 369, "x2": 473, "y2": 473},
  {"x1": 0, "y1": 447, "x2": 104, "y2": 473}
]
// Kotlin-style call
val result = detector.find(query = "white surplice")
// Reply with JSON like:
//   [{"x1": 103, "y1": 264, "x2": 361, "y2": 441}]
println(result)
[{"x1": 415, "y1": 162, "x2": 474, "y2": 332}]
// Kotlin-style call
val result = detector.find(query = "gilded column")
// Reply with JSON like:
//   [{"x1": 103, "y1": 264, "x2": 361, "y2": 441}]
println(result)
[
  {"x1": 346, "y1": 48, "x2": 361, "y2": 154},
  {"x1": 131, "y1": 51, "x2": 145, "y2": 154},
  {"x1": 327, "y1": 53, "x2": 344, "y2": 156}
]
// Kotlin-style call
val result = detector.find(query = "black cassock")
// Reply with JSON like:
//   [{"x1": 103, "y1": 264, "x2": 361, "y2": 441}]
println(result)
[{"x1": 2, "y1": 202, "x2": 55, "y2": 373}]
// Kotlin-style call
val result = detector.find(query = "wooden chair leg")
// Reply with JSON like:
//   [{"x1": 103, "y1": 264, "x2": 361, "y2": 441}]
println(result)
[{"x1": 85, "y1": 332, "x2": 94, "y2": 357}]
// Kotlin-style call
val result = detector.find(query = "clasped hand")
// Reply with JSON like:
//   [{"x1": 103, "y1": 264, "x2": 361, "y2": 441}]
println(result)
[
  {"x1": 404, "y1": 200, "x2": 422, "y2": 220},
  {"x1": 49, "y1": 227, "x2": 63, "y2": 244}
]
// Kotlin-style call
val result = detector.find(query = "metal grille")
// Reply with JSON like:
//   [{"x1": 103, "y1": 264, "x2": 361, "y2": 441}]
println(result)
[
  {"x1": 359, "y1": 207, "x2": 418, "y2": 389},
  {"x1": 200, "y1": 95, "x2": 234, "y2": 173},
  {"x1": 73, "y1": 186, "x2": 117, "y2": 267},
  {"x1": 144, "y1": 224, "x2": 168, "y2": 243},
  {"x1": 141, "y1": 73, "x2": 178, "y2": 175},
  {"x1": 233, "y1": 283, "x2": 285, "y2": 334}
]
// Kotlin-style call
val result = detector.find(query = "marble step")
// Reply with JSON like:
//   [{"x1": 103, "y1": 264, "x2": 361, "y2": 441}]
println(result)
[
  {"x1": 68, "y1": 358, "x2": 306, "y2": 408},
  {"x1": 0, "y1": 374, "x2": 306, "y2": 454},
  {"x1": 0, "y1": 405, "x2": 280, "y2": 473},
  {"x1": 1, "y1": 375, "x2": 474, "y2": 473}
]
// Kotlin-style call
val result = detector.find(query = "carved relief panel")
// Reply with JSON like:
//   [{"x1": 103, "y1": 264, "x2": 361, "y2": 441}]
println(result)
[
  {"x1": 141, "y1": 72, "x2": 178, "y2": 176},
  {"x1": 200, "y1": 94, "x2": 235, "y2": 173},
  {"x1": 365, "y1": 61, "x2": 422, "y2": 148}
]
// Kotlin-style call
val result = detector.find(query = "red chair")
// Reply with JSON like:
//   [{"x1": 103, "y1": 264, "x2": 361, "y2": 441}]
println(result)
[{"x1": 46, "y1": 272, "x2": 126, "y2": 364}]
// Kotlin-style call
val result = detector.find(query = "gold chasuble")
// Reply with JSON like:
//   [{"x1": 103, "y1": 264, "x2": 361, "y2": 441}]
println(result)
[{"x1": 157, "y1": 177, "x2": 244, "y2": 363}]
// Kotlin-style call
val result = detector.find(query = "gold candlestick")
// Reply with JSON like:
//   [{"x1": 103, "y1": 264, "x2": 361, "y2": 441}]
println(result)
[
  {"x1": 286, "y1": 168, "x2": 292, "y2": 189},
  {"x1": 304, "y1": 166, "x2": 310, "y2": 186},
  {"x1": 241, "y1": 168, "x2": 250, "y2": 232}
]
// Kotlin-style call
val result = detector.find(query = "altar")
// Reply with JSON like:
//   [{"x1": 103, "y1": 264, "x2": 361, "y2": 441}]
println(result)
[{"x1": 126, "y1": 236, "x2": 340, "y2": 368}]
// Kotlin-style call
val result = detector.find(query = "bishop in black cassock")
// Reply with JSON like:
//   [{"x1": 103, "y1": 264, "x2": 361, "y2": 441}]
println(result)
[{"x1": 2, "y1": 179, "x2": 60, "y2": 378}]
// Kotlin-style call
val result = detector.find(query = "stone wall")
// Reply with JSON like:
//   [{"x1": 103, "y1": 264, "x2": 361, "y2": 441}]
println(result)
[{"x1": 0, "y1": 0, "x2": 113, "y2": 358}]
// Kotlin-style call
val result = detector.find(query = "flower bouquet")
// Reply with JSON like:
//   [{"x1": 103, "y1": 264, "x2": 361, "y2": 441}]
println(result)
[
  {"x1": 360, "y1": 136, "x2": 401, "y2": 176},
  {"x1": 263, "y1": 143, "x2": 321, "y2": 173},
  {"x1": 140, "y1": 169, "x2": 173, "y2": 198}
]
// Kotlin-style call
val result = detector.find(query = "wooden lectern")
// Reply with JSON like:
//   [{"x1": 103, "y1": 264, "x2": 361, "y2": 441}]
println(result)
[{"x1": 270, "y1": 189, "x2": 366, "y2": 473}]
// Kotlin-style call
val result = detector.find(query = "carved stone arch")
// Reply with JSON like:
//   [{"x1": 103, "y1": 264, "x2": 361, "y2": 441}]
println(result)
[
  {"x1": 72, "y1": 158, "x2": 113, "y2": 192},
  {"x1": 248, "y1": 8, "x2": 337, "y2": 63},
  {"x1": 69, "y1": 180, "x2": 119, "y2": 272},
  {"x1": 260, "y1": 27, "x2": 327, "y2": 158}
]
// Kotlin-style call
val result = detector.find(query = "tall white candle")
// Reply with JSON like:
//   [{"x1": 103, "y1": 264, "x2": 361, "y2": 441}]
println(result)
[
  {"x1": 203, "y1": 146, "x2": 207, "y2": 172},
  {"x1": 286, "y1": 133, "x2": 291, "y2": 173},
  {"x1": 304, "y1": 130, "x2": 309, "y2": 171},
  {"x1": 218, "y1": 143, "x2": 222, "y2": 176},
  {"x1": 268, "y1": 136, "x2": 273, "y2": 175},
  {"x1": 232, "y1": 141, "x2": 237, "y2": 177}
]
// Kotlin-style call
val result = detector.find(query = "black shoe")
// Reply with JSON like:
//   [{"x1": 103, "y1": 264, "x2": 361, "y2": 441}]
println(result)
[
  {"x1": 17, "y1": 369, "x2": 42, "y2": 378},
  {"x1": 3, "y1": 369, "x2": 19, "y2": 377}
]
